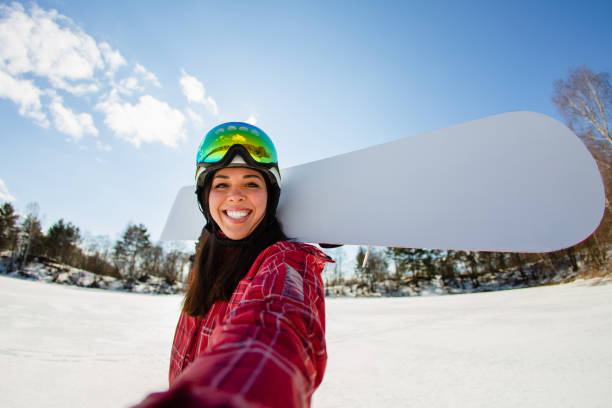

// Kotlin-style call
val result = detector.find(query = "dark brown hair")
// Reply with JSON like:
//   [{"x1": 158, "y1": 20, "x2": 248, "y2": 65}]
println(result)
[{"x1": 182, "y1": 171, "x2": 287, "y2": 318}]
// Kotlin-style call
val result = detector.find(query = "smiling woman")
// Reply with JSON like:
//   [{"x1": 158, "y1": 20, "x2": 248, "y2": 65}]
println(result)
[{"x1": 135, "y1": 122, "x2": 332, "y2": 408}]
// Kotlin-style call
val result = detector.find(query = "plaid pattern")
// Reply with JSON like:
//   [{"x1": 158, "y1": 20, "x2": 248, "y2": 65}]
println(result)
[{"x1": 136, "y1": 241, "x2": 331, "y2": 408}]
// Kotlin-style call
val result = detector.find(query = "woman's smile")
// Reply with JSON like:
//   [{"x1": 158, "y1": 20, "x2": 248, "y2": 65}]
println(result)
[{"x1": 224, "y1": 209, "x2": 252, "y2": 220}]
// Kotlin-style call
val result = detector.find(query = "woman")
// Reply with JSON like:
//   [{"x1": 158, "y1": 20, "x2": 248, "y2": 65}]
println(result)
[{"x1": 136, "y1": 122, "x2": 332, "y2": 408}]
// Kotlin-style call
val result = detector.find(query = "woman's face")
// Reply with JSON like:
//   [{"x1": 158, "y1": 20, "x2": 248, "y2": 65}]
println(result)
[{"x1": 208, "y1": 167, "x2": 268, "y2": 240}]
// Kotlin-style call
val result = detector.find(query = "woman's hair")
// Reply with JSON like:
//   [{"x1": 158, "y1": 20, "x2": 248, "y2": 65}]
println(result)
[{"x1": 182, "y1": 172, "x2": 288, "y2": 318}]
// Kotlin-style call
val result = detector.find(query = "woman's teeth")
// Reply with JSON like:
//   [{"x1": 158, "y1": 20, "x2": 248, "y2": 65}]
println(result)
[{"x1": 226, "y1": 210, "x2": 250, "y2": 219}]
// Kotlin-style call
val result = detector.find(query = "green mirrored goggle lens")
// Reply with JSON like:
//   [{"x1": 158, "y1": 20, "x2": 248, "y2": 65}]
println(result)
[{"x1": 196, "y1": 122, "x2": 278, "y2": 165}]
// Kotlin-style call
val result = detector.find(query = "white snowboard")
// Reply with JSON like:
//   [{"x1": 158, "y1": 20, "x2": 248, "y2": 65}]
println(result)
[{"x1": 160, "y1": 111, "x2": 605, "y2": 253}]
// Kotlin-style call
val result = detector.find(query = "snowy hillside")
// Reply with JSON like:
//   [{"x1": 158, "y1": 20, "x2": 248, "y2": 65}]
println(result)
[
  {"x1": 0, "y1": 256, "x2": 185, "y2": 294},
  {"x1": 1, "y1": 275, "x2": 610, "y2": 407}
]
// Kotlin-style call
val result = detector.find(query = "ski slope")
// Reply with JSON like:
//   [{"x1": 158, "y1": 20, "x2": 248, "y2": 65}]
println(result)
[{"x1": 1, "y1": 275, "x2": 611, "y2": 407}]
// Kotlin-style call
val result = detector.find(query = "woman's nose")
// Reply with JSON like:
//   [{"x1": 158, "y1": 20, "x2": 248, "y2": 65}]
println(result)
[{"x1": 227, "y1": 186, "x2": 244, "y2": 201}]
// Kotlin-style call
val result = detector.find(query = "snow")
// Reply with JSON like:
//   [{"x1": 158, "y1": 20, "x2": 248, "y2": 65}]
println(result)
[
  {"x1": 0, "y1": 276, "x2": 181, "y2": 408},
  {"x1": 1, "y1": 275, "x2": 611, "y2": 407}
]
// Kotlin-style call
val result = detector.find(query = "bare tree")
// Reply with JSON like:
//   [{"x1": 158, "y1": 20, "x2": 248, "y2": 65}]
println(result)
[
  {"x1": 355, "y1": 246, "x2": 388, "y2": 292},
  {"x1": 552, "y1": 67, "x2": 612, "y2": 276},
  {"x1": 20, "y1": 202, "x2": 41, "y2": 270},
  {"x1": 159, "y1": 249, "x2": 188, "y2": 285},
  {"x1": 552, "y1": 66, "x2": 611, "y2": 144},
  {"x1": 94, "y1": 235, "x2": 113, "y2": 264},
  {"x1": 332, "y1": 247, "x2": 344, "y2": 285},
  {"x1": 142, "y1": 244, "x2": 164, "y2": 277}
]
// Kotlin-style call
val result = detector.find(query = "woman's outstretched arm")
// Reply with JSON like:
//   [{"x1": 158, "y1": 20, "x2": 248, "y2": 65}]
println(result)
[{"x1": 134, "y1": 243, "x2": 330, "y2": 408}]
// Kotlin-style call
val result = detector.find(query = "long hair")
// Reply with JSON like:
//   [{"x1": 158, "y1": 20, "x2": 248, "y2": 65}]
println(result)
[{"x1": 182, "y1": 172, "x2": 288, "y2": 318}]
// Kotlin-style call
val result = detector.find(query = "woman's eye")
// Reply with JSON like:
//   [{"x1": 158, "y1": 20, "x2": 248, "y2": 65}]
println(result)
[
  {"x1": 213, "y1": 183, "x2": 228, "y2": 189},
  {"x1": 247, "y1": 182, "x2": 261, "y2": 188}
]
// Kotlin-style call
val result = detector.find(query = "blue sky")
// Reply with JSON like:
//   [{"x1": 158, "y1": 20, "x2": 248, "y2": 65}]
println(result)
[{"x1": 1, "y1": 0, "x2": 611, "y2": 244}]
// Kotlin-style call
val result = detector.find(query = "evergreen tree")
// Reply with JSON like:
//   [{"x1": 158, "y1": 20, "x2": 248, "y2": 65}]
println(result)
[
  {"x1": 0, "y1": 202, "x2": 19, "y2": 250},
  {"x1": 114, "y1": 223, "x2": 151, "y2": 279},
  {"x1": 355, "y1": 246, "x2": 366, "y2": 279},
  {"x1": 45, "y1": 219, "x2": 81, "y2": 264},
  {"x1": 438, "y1": 250, "x2": 458, "y2": 286},
  {"x1": 387, "y1": 247, "x2": 439, "y2": 280}
]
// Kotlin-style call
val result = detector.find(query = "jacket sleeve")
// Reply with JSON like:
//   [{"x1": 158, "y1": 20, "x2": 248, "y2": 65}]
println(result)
[{"x1": 134, "y1": 247, "x2": 328, "y2": 408}]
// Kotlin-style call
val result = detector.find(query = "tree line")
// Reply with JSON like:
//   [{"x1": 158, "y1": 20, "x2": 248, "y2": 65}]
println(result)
[
  {"x1": 0, "y1": 202, "x2": 190, "y2": 286},
  {"x1": 328, "y1": 242, "x2": 604, "y2": 295}
]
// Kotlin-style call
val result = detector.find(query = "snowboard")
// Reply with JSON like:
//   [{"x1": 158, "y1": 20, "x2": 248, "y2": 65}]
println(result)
[{"x1": 160, "y1": 111, "x2": 605, "y2": 253}]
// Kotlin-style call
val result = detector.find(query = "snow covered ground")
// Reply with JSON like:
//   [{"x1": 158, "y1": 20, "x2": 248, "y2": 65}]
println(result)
[{"x1": 1, "y1": 275, "x2": 611, "y2": 408}]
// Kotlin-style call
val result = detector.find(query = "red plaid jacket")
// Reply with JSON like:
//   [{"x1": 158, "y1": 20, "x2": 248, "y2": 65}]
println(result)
[{"x1": 135, "y1": 241, "x2": 332, "y2": 408}]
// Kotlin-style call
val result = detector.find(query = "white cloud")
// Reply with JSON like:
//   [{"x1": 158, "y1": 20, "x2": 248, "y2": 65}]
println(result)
[
  {"x1": 49, "y1": 94, "x2": 98, "y2": 141},
  {"x1": 0, "y1": 3, "x2": 191, "y2": 151},
  {"x1": 245, "y1": 114, "x2": 257, "y2": 125},
  {"x1": 0, "y1": 178, "x2": 16, "y2": 202},
  {"x1": 99, "y1": 42, "x2": 126, "y2": 73},
  {"x1": 0, "y1": 3, "x2": 103, "y2": 94},
  {"x1": 54, "y1": 81, "x2": 100, "y2": 96},
  {"x1": 0, "y1": 69, "x2": 48, "y2": 125},
  {"x1": 135, "y1": 63, "x2": 160, "y2": 87},
  {"x1": 115, "y1": 63, "x2": 160, "y2": 95},
  {"x1": 180, "y1": 72, "x2": 205, "y2": 103},
  {"x1": 117, "y1": 76, "x2": 143, "y2": 95},
  {"x1": 180, "y1": 70, "x2": 218, "y2": 115},
  {"x1": 96, "y1": 92, "x2": 186, "y2": 147},
  {"x1": 111, "y1": 64, "x2": 160, "y2": 96},
  {"x1": 203, "y1": 97, "x2": 218, "y2": 116}
]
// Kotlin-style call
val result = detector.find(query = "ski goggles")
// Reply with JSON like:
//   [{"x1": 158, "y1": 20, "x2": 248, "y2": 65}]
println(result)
[
  {"x1": 196, "y1": 122, "x2": 278, "y2": 165},
  {"x1": 195, "y1": 122, "x2": 280, "y2": 186}
]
